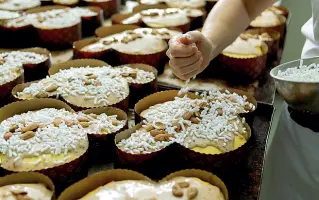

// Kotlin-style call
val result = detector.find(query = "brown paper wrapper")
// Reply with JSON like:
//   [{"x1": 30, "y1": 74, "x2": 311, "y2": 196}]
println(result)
[
  {"x1": 111, "y1": 12, "x2": 143, "y2": 26},
  {"x1": 134, "y1": 90, "x2": 200, "y2": 124},
  {"x1": 82, "y1": 107, "x2": 128, "y2": 164},
  {"x1": 0, "y1": 74, "x2": 23, "y2": 107},
  {"x1": 20, "y1": 47, "x2": 52, "y2": 82},
  {"x1": 244, "y1": 28, "x2": 280, "y2": 64},
  {"x1": 12, "y1": 80, "x2": 41, "y2": 101},
  {"x1": 118, "y1": 63, "x2": 158, "y2": 108},
  {"x1": 0, "y1": 23, "x2": 38, "y2": 48},
  {"x1": 0, "y1": 99, "x2": 89, "y2": 194},
  {"x1": 216, "y1": 42, "x2": 268, "y2": 84},
  {"x1": 49, "y1": 59, "x2": 130, "y2": 112},
  {"x1": 80, "y1": 6, "x2": 104, "y2": 37},
  {"x1": 115, "y1": 123, "x2": 184, "y2": 179},
  {"x1": 26, "y1": 5, "x2": 82, "y2": 50},
  {"x1": 82, "y1": 0, "x2": 119, "y2": 18},
  {"x1": 58, "y1": 169, "x2": 151, "y2": 200},
  {"x1": 0, "y1": 172, "x2": 55, "y2": 200},
  {"x1": 162, "y1": 169, "x2": 229, "y2": 200}
]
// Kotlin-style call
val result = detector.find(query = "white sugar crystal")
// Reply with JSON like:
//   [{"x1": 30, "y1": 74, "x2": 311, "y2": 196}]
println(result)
[
  {"x1": 0, "y1": 60, "x2": 23, "y2": 85},
  {"x1": 0, "y1": 51, "x2": 48, "y2": 64},
  {"x1": 277, "y1": 60, "x2": 319, "y2": 82},
  {"x1": 0, "y1": 10, "x2": 20, "y2": 20}
]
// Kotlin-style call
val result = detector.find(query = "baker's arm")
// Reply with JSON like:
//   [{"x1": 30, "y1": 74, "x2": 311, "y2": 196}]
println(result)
[{"x1": 167, "y1": 0, "x2": 276, "y2": 80}]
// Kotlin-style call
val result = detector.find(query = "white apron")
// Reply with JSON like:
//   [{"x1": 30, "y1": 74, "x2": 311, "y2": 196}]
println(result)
[{"x1": 263, "y1": 0, "x2": 319, "y2": 199}]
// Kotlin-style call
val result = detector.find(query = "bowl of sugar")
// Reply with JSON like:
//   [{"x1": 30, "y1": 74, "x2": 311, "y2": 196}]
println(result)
[{"x1": 270, "y1": 57, "x2": 319, "y2": 113}]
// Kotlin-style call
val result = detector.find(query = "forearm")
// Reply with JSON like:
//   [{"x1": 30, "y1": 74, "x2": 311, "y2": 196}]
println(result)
[{"x1": 202, "y1": 0, "x2": 276, "y2": 59}]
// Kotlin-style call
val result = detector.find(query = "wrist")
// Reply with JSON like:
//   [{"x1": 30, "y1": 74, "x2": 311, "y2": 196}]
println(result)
[{"x1": 205, "y1": 36, "x2": 219, "y2": 62}]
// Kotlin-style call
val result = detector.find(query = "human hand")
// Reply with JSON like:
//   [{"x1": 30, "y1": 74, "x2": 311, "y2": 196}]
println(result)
[{"x1": 166, "y1": 31, "x2": 214, "y2": 80}]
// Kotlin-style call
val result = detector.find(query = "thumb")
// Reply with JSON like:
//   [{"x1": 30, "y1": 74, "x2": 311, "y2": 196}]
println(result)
[{"x1": 179, "y1": 31, "x2": 203, "y2": 45}]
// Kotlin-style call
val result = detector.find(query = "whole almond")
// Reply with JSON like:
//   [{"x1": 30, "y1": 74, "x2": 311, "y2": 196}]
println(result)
[
  {"x1": 217, "y1": 108, "x2": 223, "y2": 116},
  {"x1": 199, "y1": 102, "x2": 207, "y2": 109},
  {"x1": 187, "y1": 187, "x2": 198, "y2": 199},
  {"x1": 183, "y1": 112, "x2": 192, "y2": 120},
  {"x1": 129, "y1": 71, "x2": 137, "y2": 78},
  {"x1": 145, "y1": 124, "x2": 154, "y2": 132},
  {"x1": 45, "y1": 84, "x2": 58, "y2": 92},
  {"x1": 155, "y1": 122, "x2": 165, "y2": 130},
  {"x1": 150, "y1": 130, "x2": 165, "y2": 137},
  {"x1": 9, "y1": 124, "x2": 18, "y2": 132},
  {"x1": 229, "y1": 97, "x2": 237, "y2": 103},
  {"x1": 194, "y1": 111, "x2": 201, "y2": 117},
  {"x1": 3, "y1": 132, "x2": 13, "y2": 141},
  {"x1": 154, "y1": 134, "x2": 169, "y2": 142},
  {"x1": 53, "y1": 118, "x2": 63, "y2": 127},
  {"x1": 77, "y1": 116, "x2": 90, "y2": 122},
  {"x1": 79, "y1": 122, "x2": 90, "y2": 128},
  {"x1": 21, "y1": 123, "x2": 39, "y2": 132},
  {"x1": 88, "y1": 74, "x2": 97, "y2": 79},
  {"x1": 172, "y1": 121, "x2": 181, "y2": 132},
  {"x1": 65, "y1": 120, "x2": 75, "y2": 127},
  {"x1": 112, "y1": 120, "x2": 119, "y2": 126},
  {"x1": 84, "y1": 79, "x2": 91, "y2": 85},
  {"x1": 172, "y1": 184, "x2": 184, "y2": 197},
  {"x1": 190, "y1": 117, "x2": 200, "y2": 124},
  {"x1": 20, "y1": 131, "x2": 35, "y2": 140},
  {"x1": 94, "y1": 81, "x2": 102, "y2": 86},
  {"x1": 178, "y1": 181, "x2": 190, "y2": 188},
  {"x1": 166, "y1": 133, "x2": 175, "y2": 139},
  {"x1": 89, "y1": 113, "x2": 97, "y2": 119}
]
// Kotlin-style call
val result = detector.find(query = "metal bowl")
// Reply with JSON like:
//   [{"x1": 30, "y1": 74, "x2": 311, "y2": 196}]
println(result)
[{"x1": 270, "y1": 57, "x2": 319, "y2": 113}]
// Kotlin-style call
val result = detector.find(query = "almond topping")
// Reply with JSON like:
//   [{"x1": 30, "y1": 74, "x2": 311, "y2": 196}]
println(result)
[
  {"x1": 187, "y1": 187, "x2": 198, "y2": 200},
  {"x1": 9, "y1": 124, "x2": 18, "y2": 132},
  {"x1": 199, "y1": 102, "x2": 207, "y2": 109},
  {"x1": 79, "y1": 122, "x2": 90, "y2": 128},
  {"x1": 3, "y1": 132, "x2": 13, "y2": 141},
  {"x1": 217, "y1": 108, "x2": 223, "y2": 116},
  {"x1": 112, "y1": 120, "x2": 119, "y2": 126},
  {"x1": 53, "y1": 118, "x2": 63, "y2": 127},
  {"x1": 21, "y1": 123, "x2": 39, "y2": 132},
  {"x1": 20, "y1": 131, "x2": 35, "y2": 140},
  {"x1": 88, "y1": 74, "x2": 97, "y2": 79},
  {"x1": 172, "y1": 121, "x2": 181, "y2": 132},
  {"x1": 190, "y1": 117, "x2": 200, "y2": 124},
  {"x1": 102, "y1": 40, "x2": 113, "y2": 45},
  {"x1": 150, "y1": 130, "x2": 165, "y2": 137},
  {"x1": 183, "y1": 112, "x2": 192, "y2": 120},
  {"x1": 65, "y1": 120, "x2": 75, "y2": 127},
  {"x1": 172, "y1": 184, "x2": 184, "y2": 197},
  {"x1": 145, "y1": 124, "x2": 154, "y2": 132},
  {"x1": 0, "y1": 59, "x2": 5, "y2": 65},
  {"x1": 45, "y1": 84, "x2": 58, "y2": 92},
  {"x1": 154, "y1": 133, "x2": 169, "y2": 142},
  {"x1": 155, "y1": 122, "x2": 165, "y2": 130},
  {"x1": 129, "y1": 71, "x2": 137, "y2": 78},
  {"x1": 194, "y1": 111, "x2": 201, "y2": 117},
  {"x1": 229, "y1": 97, "x2": 237, "y2": 103},
  {"x1": 94, "y1": 81, "x2": 102, "y2": 86},
  {"x1": 77, "y1": 117, "x2": 90, "y2": 122},
  {"x1": 89, "y1": 113, "x2": 97, "y2": 119},
  {"x1": 178, "y1": 181, "x2": 190, "y2": 188},
  {"x1": 84, "y1": 79, "x2": 91, "y2": 85}
]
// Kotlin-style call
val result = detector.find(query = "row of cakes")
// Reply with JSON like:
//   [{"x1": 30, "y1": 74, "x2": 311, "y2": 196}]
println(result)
[
  {"x1": 0, "y1": 169, "x2": 228, "y2": 199},
  {"x1": 0, "y1": 48, "x2": 51, "y2": 106},
  {"x1": 115, "y1": 89, "x2": 256, "y2": 179},
  {"x1": 0, "y1": 5, "x2": 104, "y2": 48},
  {"x1": 0, "y1": 87, "x2": 254, "y2": 198},
  {"x1": 8, "y1": 59, "x2": 158, "y2": 111},
  {"x1": 0, "y1": 0, "x2": 119, "y2": 17}
]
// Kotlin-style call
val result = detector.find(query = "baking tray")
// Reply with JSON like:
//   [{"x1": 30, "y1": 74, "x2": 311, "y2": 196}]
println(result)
[{"x1": 85, "y1": 103, "x2": 274, "y2": 200}]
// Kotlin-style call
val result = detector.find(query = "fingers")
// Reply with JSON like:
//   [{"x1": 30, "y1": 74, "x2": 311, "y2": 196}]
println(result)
[
  {"x1": 169, "y1": 51, "x2": 202, "y2": 68},
  {"x1": 179, "y1": 31, "x2": 203, "y2": 45},
  {"x1": 172, "y1": 57, "x2": 203, "y2": 80},
  {"x1": 167, "y1": 42, "x2": 198, "y2": 58}
]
